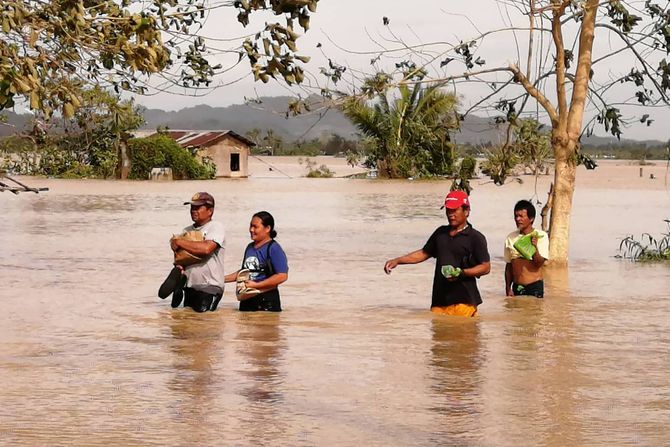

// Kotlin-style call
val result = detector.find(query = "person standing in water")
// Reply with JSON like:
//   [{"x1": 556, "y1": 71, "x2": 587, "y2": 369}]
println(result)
[
  {"x1": 504, "y1": 200, "x2": 549, "y2": 298},
  {"x1": 225, "y1": 211, "x2": 288, "y2": 312},
  {"x1": 160, "y1": 192, "x2": 226, "y2": 312},
  {"x1": 384, "y1": 190, "x2": 491, "y2": 317}
]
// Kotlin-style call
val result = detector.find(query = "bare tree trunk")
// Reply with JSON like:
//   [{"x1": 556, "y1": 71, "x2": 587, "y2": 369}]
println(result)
[
  {"x1": 118, "y1": 140, "x2": 130, "y2": 180},
  {"x1": 544, "y1": 0, "x2": 597, "y2": 266},
  {"x1": 548, "y1": 140, "x2": 577, "y2": 265},
  {"x1": 540, "y1": 182, "x2": 553, "y2": 232}
]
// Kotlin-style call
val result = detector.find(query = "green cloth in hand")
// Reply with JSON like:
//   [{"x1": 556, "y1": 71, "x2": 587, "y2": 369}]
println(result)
[
  {"x1": 441, "y1": 265, "x2": 462, "y2": 279},
  {"x1": 513, "y1": 231, "x2": 543, "y2": 260}
]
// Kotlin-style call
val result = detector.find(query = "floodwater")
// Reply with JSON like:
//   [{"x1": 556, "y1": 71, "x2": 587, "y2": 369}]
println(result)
[{"x1": 1, "y1": 171, "x2": 669, "y2": 446}]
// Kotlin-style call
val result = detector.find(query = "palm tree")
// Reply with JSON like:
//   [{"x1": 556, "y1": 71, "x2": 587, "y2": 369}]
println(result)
[{"x1": 342, "y1": 82, "x2": 458, "y2": 178}]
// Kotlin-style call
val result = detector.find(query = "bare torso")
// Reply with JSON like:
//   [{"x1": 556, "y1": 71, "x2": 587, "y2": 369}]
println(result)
[{"x1": 511, "y1": 258, "x2": 544, "y2": 285}]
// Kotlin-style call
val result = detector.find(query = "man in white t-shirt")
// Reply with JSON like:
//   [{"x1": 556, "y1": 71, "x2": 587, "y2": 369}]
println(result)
[
  {"x1": 170, "y1": 192, "x2": 226, "y2": 312},
  {"x1": 503, "y1": 200, "x2": 549, "y2": 298}
]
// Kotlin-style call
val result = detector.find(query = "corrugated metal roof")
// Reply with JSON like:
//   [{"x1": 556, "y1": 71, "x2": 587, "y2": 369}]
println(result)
[
  {"x1": 167, "y1": 131, "x2": 189, "y2": 140},
  {"x1": 153, "y1": 130, "x2": 255, "y2": 148}
]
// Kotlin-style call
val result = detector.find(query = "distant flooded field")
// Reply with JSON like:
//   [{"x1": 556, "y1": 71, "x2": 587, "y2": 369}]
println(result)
[{"x1": 1, "y1": 161, "x2": 668, "y2": 446}]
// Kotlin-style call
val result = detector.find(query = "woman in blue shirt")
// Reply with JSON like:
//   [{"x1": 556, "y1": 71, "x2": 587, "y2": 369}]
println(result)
[{"x1": 225, "y1": 211, "x2": 289, "y2": 311}]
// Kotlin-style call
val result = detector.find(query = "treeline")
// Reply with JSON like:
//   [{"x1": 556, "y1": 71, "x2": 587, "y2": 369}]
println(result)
[
  {"x1": 244, "y1": 128, "x2": 359, "y2": 157},
  {"x1": 0, "y1": 88, "x2": 215, "y2": 179},
  {"x1": 459, "y1": 141, "x2": 669, "y2": 161},
  {"x1": 580, "y1": 143, "x2": 669, "y2": 161},
  {"x1": 2, "y1": 86, "x2": 667, "y2": 181}
]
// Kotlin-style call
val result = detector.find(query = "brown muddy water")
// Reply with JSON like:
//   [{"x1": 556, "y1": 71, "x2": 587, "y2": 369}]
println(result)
[{"x1": 1, "y1": 173, "x2": 669, "y2": 446}]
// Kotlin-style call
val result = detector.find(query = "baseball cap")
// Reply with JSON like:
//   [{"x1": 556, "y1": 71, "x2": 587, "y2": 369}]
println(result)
[
  {"x1": 184, "y1": 192, "x2": 215, "y2": 207},
  {"x1": 441, "y1": 190, "x2": 470, "y2": 210}
]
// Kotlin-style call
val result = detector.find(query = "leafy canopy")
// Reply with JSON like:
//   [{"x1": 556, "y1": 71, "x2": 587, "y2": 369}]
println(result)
[
  {"x1": 342, "y1": 81, "x2": 459, "y2": 178},
  {"x1": 0, "y1": 0, "x2": 318, "y2": 118}
]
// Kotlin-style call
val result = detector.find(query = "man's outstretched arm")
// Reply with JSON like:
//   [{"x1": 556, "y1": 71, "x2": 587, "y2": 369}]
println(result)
[{"x1": 384, "y1": 249, "x2": 430, "y2": 274}]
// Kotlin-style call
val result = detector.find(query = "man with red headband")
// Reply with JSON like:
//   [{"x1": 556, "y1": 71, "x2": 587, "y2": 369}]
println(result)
[{"x1": 384, "y1": 190, "x2": 491, "y2": 317}]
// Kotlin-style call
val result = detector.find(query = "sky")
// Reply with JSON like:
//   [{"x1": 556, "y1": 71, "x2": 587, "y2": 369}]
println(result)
[{"x1": 133, "y1": 0, "x2": 670, "y2": 142}]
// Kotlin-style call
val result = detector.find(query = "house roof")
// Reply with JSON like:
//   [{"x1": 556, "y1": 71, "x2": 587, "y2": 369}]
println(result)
[{"x1": 156, "y1": 130, "x2": 256, "y2": 148}]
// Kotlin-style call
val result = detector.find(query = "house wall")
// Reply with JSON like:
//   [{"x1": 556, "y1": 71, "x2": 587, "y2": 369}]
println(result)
[{"x1": 197, "y1": 135, "x2": 250, "y2": 178}]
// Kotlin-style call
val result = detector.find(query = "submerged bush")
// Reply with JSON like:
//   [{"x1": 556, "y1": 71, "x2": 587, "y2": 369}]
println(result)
[
  {"x1": 306, "y1": 164, "x2": 334, "y2": 178},
  {"x1": 451, "y1": 156, "x2": 477, "y2": 193},
  {"x1": 128, "y1": 135, "x2": 215, "y2": 180},
  {"x1": 617, "y1": 220, "x2": 670, "y2": 261},
  {"x1": 1, "y1": 130, "x2": 119, "y2": 178},
  {"x1": 300, "y1": 157, "x2": 334, "y2": 178}
]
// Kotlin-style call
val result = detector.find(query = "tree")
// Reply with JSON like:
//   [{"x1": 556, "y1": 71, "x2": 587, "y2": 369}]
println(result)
[
  {"x1": 323, "y1": 1, "x2": 670, "y2": 265},
  {"x1": 322, "y1": 134, "x2": 356, "y2": 155},
  {"x1": 245, "y1": 128, "x2": 263, "y2": 146},
  {"x1": 451, "y1": 156, "x2": 477, "y2": 194},
  {"x1": 342, "y1": 81, "x2": 458, "y2": 178},
  {"x1": 70, "y1": 87, "x2": 144, "y2": 179},
  {"x1": 262, "y1": 129, "x2": 283, "y2": 155},
  {"x1": 482, "y1": 119, "x2": 551, "y2": 199},
  {"x1": 514, "y1": 120, "x2": 551, "y2": 177},
  {"x1": 0, "y1": 0, "x2": 318, "y2": 118}
]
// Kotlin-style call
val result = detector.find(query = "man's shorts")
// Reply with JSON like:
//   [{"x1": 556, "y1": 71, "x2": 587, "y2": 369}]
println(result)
[
  {"x1": 184, "y1": 288, "x2": 221, "y2": 312},
  {"x1": 431, "y1": 303, "x2": 478, "y2": 317},
  {"x1": 513, "y1": 280, "x2": 544, "y2": 298}
]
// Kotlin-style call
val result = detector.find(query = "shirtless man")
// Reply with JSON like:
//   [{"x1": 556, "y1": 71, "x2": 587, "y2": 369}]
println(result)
[{"x1": 504, "y1": 200, "x2": 549, "y2": 298}]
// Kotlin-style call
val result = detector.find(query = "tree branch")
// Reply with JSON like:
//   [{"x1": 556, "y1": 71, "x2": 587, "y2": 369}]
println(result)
[
  {"x1": 551, "y1": 1, "x2": 569, "y2": 129},
  {"x1": 567, "y1": 0, "x2": 599, "y2": 140},
  {"x1": 508, "y1": 63, "x2": 559, "y2": 126}
]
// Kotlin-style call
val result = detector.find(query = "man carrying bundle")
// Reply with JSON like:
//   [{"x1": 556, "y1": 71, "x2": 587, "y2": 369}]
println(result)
[
  {"x1": 504, "y1": 200, "x2": 549, "y2": 298},
  {"x1": 159, "y1": 192, "x2": 226, "y2": 312}
]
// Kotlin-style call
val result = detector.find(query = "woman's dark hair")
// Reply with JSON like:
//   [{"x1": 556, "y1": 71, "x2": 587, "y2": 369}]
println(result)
[{"x1": 253, "y1": 211, "x2": 277, "y2": 238}]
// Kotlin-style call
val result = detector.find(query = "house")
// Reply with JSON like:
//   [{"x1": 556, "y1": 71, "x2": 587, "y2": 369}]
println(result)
[{"x1": 160, "y1": 130, "x2": 255, "y2": 178}]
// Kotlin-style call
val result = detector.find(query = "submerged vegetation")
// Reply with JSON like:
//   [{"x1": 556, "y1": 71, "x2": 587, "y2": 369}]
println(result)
[
  {"x1": 299, "y1": 157, "x2": 334, "y2": 178},
  {"x1": 128, "y1": 135, "x2": 215, "y2": 180},
  {"x1": 0, "y1": 88, "x2": 215, "y2": 180},
  {"x1": 617, "y1": 220, "x2": 670, "y2": 262}
]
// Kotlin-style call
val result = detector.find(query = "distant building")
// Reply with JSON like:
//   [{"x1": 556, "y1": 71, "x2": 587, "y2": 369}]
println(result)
[{"x1": 155, "y1": 130, "x2": 255, "y2": 178}]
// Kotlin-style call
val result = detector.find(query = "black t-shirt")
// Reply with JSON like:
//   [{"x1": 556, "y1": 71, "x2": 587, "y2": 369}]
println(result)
[{"x1": 422, "y1": 224, "x2": 490, "y2": 307}]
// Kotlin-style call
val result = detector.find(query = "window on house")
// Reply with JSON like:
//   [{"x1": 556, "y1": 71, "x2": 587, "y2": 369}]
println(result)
[{"x1": 230, "y1": 153, "x2": 240, "y2": 172}]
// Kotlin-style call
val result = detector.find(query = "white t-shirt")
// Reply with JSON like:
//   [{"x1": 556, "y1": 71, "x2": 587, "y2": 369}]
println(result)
[
  {"x1": 503, "y1": 229, "x2": 549, "y2": 263},
  {"x1": 182, "y1": 220, "x2": 225, "y2": 294}
]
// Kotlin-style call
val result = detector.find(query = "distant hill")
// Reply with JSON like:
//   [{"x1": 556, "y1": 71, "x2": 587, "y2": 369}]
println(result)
[
  {"x1": 2, "y1": 95, "x2": 666, "y2": 148},
  {"x1": 140, "y1": 96, "x2": 358, "y2": 142},
  {"x1": 0, "y1": 111, "x2": 32, "y2": 137},
  {"x1": 139, "y1": 97, "x2": 666, "y2": 147}
]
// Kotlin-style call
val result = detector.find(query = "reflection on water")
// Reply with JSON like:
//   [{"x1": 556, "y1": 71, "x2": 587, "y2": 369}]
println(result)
[
  {"x1": 236, "y1": 314, "x2": 288, "y2": 444},
  {"x1": 237, "y1": 314, "x2": 285, "y2": 403},
  {"x1": 0, "y1": 178, "x2": 668, "y2": 445},
  {"x1": 428, "y1": 318, "x2": 483, "y2": 442},
  {"x1": 164, "y1": 311, "x2": 220, "y2": 445}
]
